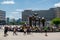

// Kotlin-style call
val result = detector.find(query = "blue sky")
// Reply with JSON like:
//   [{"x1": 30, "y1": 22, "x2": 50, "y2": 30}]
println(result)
[{"x1": 0, "y1": 0, "x2": 60, "y2": 19}]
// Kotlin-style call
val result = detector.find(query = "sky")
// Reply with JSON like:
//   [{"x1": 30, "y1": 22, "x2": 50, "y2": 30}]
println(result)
[{"x1": 0, "y1": 0, "x2": 60, "y2": 19}]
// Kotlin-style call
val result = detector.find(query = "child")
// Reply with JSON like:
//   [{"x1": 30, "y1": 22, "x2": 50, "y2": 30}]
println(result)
[{"x1": 44, "y1": 26, "x2": 48, "y2": 36}]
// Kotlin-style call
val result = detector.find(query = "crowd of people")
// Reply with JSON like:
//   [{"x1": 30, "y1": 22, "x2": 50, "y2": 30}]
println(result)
[
  {"x1": 3, "y1": 25, "x2": 32, "y2": 37},
  {"x1": 0, "y1": 24, "x2": 60, "y2": 37}
]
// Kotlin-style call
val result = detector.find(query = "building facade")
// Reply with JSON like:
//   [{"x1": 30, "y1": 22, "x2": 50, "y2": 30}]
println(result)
[
  {"x1": 22, "y1": 10, "x2": 34, "y2": 22},
  {"x1": 22, "y1": 7, "x2": 60, "y2": 22},
  {"x1": 0, "y1": 10, "x2": 6, "y2": 25},
  {"x1": 55, "y1": 7, "x2": 60, "y2": 18}
]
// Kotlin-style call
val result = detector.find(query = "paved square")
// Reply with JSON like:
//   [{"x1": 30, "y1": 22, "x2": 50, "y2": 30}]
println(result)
[{"x1": 0, "y1": 29, "x2": 60, "y2": 40}]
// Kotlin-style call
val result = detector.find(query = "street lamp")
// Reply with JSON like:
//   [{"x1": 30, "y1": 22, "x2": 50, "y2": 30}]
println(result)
[
  {"x1": 29, "y1": 16, "x2": 32, "y2": 27},
  {"x1": 33, "y1": 13, "x2": 38, "y2": 27},
  {"x1": 41, "y1": 17, "x2": 46, "y2": 27},
  {"x1": 38, "y1": 17, "x2": 41, "y2": 27},
  {"x1": 33, "y1": 13, "x2": 38, "y2": 16}
]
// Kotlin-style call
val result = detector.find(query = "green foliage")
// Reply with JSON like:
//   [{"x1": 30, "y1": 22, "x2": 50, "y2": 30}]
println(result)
[
  {"x1": 51, "y1": 18, "x2": 60, "y2": 25},
  {"x1": 8, "y1": 21, "x2": 25, "y2": 25},
  {"x1": 19, "y1": 21, "x2": 25, "y2": 25},
  {"x1": 9, "y1": 22, "x2": 17, "y2": 25}
]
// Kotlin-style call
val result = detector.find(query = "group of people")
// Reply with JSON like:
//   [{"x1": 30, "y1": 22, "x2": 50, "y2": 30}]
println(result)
[
  {"x1": 4, "y1": 26, "x2": 18, "y2": 37},
  {"x1": 2, "y1": 24, "x2": 60, "y2": 37},
  {"x1": 4, "y1": 25, "x2": 31, "y2": 37}
]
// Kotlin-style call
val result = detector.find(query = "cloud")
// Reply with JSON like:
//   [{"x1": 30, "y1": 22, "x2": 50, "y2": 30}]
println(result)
[
  {"x1": 8, "y1": 11, "x2": 21, "y2": 19},
  {"x1": 11, "y1": 11, "x2": 19, "y2": 14},
  {"x1": 26, "y1": 8, "x2": 32, "y2": 10},
  {"x1": 1, "y1": 0, "x2": 15, "y2": 5},
  {"x1": 54, "y1": 2, "x2": 60, "y2": 7},
  {"x1": 24, "y1": 8, "x2": 40, "y2": 10},
  {"x1": 16, "y1": 9, "x2": 23, "y2": 12},
  {"x1": 7, "y1": 9, "x2": 22, "y2": 19},
  {"x1": 10, "y1": 11, "x2": 19, "y2": 17}
]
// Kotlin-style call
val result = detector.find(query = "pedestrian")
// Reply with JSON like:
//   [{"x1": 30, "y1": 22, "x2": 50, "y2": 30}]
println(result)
[
  {"x1": 13, "y1": 27, "x2": 17, "y2": 35},
  {"x1": 4, "y1": 26, "x2": 8, "y2": 37},
  {"x1": 22, "y1": 23, "x2": 27, "y2": 35},
  {"x1": 44, "y1": 26, "x2": 48, "y2": 36},
  {"x1": 23, "y1": 27, "x2": 27, "y2": 35}
]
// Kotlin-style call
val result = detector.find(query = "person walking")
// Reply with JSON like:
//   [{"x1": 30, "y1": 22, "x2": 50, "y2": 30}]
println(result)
[
  {"x1": 23, "y1": 27, "x2": 27, "y2": 35},
  {"x1": 44, "y1": 26, "x2": 48, "y2": 36},
  {"x1": 13, "y1": 27, "x2": 17, "y2": 35},
  {"x1": 4, "y1": 26, "x2": 8, "y2": 37},
  {"x1": 27, "y1": 27, "x2": 30, "y2": 34}
]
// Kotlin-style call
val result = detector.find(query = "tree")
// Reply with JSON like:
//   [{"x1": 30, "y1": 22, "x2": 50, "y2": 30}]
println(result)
[
  {"x1": 51, "y1": 18, "x2": 60, "y2": 27},
  {"x1": 19, "y1": 21, "x2": 25, "y2": 25},
  {"x1": 0, "y1": 20, "x2": 6, "y2": 25}
]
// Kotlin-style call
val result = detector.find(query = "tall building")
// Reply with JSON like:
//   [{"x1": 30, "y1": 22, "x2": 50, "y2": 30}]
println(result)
[
  {"x1": 55, "y1": 7, "x2": 60, "y2": 18},
  {"x1": 34, "y1": 8, "x2": 56, "y2": 20},
  {"x1": 6, "y1": 17, "x2": 10, "y2": 24},
  {"x1": 22, "y1": 10, "x2": 34, "y2": 21},
  {"x1": 22, "y1": 7, "x2": 57, "y2": 22},
  {"x1": 17, "y1": 18, "x2": 22, "y2": 22},
  {"x1": 0, "y1": 10, "x2": 6, "y2": 25}
]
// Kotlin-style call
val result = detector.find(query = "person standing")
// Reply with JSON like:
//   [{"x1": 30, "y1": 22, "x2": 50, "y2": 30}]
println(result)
[{"x1": 4, "y1": 26, "x2": 8, "y2": 37}]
